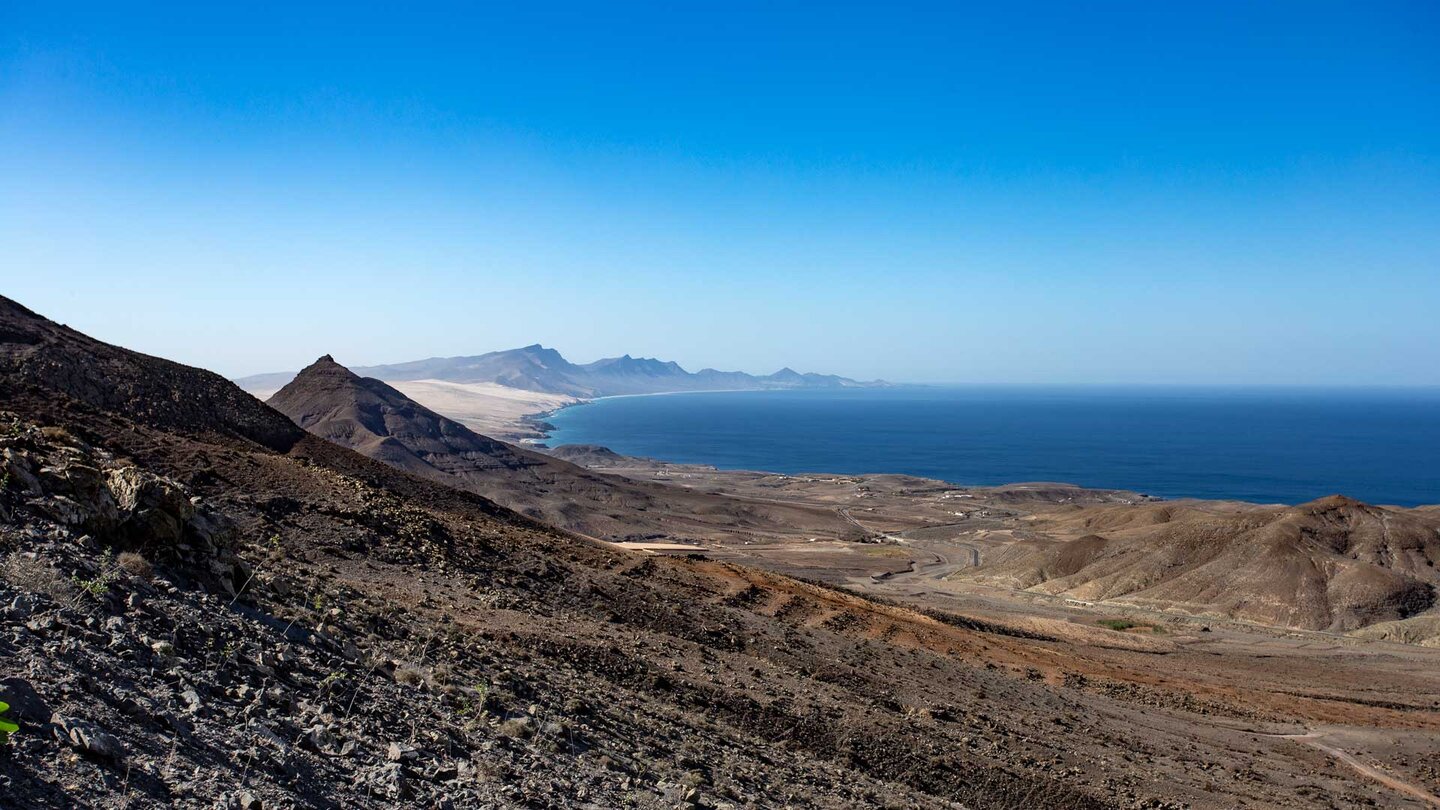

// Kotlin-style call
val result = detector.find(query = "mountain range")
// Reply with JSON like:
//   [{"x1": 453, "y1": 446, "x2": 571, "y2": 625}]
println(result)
[{"x1": 237, "y1": 344, "x2": 882, "y2": 399}]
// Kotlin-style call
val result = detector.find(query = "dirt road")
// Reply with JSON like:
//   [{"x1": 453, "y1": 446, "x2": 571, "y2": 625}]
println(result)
[{"x1": 1272, "y1": 732, "x2": 1440, "y2": 807}]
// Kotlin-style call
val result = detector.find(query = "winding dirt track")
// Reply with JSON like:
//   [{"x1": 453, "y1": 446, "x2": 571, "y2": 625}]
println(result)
[{"x1": 1271, "y1": 733, "x2": 1440, "y2": 807}]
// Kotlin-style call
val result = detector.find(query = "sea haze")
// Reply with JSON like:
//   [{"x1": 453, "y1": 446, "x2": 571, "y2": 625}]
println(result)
[{"x1": 544, "y1": 386, "x2": 1440, "y2": 507}]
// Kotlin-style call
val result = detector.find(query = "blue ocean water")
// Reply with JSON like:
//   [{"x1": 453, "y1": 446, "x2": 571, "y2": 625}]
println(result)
[{"x1": 543, "y1": 386, "x2": 1440, "y2": 506}]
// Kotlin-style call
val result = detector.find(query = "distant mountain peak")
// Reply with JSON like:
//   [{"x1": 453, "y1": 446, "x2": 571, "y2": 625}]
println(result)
[{"x1": 293, "y1": 354, "x2": 360, "y2": 381}]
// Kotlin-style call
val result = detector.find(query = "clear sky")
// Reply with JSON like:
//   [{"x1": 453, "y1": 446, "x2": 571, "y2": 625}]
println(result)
[{"x1": 2, "y1": 2, "x2": 1437, "y2": 383}]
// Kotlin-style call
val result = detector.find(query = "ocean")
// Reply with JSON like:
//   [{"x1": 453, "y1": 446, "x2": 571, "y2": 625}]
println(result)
[{"x1": 542, "y1": 386, "x2": 1440, "y2": 507}]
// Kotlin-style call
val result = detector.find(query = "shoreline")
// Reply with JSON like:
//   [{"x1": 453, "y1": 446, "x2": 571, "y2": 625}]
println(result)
[
  {"x1": 520, "y1": 387, "x2": 813, "y2": 445},
  {"x1": 519, "y1": 389, "x2": 1154, "y2": 501},
  {"x1": 508, "y1": 388, "x2": 1438, "y2": 509}
]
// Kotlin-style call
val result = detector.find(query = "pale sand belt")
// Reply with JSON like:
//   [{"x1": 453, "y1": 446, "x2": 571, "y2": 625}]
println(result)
[
  {"x1": 387, "y1": 379, "x2": 579, "y2": 437},
  {"x1": 613, "y1": 542, "x2": 703, "y2": 552}
]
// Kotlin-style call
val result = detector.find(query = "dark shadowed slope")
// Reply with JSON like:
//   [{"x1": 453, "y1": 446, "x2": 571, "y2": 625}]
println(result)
[
  {"x1": 267, "y1": 354, "x2": 855, "y2": 542},
  {"x1": 267, "y1": 354, "x2": 541, "y2": 478},
  {"x1": 957, "y1": 495, "x2": 1440, "y2": 631},
  {"x1": 0, "y1": 295, "x2": 302, "y2": 452}
]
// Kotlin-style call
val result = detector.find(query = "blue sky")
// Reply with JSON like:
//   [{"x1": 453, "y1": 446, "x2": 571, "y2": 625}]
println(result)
[{"x1": 2, "y1": 1, "x2": 1437, "y2": 383}]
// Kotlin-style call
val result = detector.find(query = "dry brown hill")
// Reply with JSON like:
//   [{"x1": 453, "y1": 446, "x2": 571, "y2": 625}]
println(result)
[{"x1": 957, "y1": 496, "x2": 1440, "y2": 631}]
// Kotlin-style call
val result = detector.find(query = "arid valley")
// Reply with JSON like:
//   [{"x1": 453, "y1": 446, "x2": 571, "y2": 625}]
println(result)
[
  {"x1": 4, "y1": 5, "x2": 1438, "y2": 807},
  {"x1": 240, "y1": 335, "x2": 1440, "y2": 808}
]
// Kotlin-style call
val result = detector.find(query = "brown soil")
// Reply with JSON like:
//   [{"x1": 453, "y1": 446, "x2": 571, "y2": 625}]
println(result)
[{"x1": 4, "y1": 293, "x2": 1439, "y2": 809}]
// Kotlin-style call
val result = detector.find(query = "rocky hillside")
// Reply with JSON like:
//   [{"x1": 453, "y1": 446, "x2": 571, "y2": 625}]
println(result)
[
  {"x1": 8, "y1": 293, "x2": 1438, "y2": 809},
  {"x1": 238, "y1": 344, "x2": 880, "y2": 399},
  {"x1": 0, "y1": 297, "x2": 301, "y2": 452},
  {"x1": 1, "y1": 293, "x2": 1122, "y2": 808},
  {"x1": 265, "y1": 355, "x2": 855, "y2": 543},
  {"x1": 955, "y1": 497, "x2": 1440, "y2": 631}
]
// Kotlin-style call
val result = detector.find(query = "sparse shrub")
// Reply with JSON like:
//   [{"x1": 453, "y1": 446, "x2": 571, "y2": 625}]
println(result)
[
  {"x1": 117, "y1": 552, "x2": 153, "y2": 580},
  {"x1": 1097, "y1": 618, "x2": 1167, "y2": 634},
  {"x1": 320, "y1": 671, "x2": 347, "y2": 693},
  {"x1": 71, "y1": 549, "x2": 121, "y2": 599},
  {"x1": 0, "y1": 554, "x2": 75, "y2": 603},
  {"x1": 452, "y1": 677, "x2": 503, "y2": 718},
  {"x1": 38, "y1": 426, "x2": 76, "y2": 444},
  {"x1": 498, "y1": 717, "x2": 533, "y2": 740},
  {"x1": 394, "y1": 666, "x2": 426, "y2": 687},
  {"x1": 454, "y1": 691, "x2": 478, "y2": 718}
]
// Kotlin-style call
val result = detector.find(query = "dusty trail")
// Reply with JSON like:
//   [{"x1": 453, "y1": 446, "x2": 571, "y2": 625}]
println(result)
[
  {"x1": 1271, "y1": 732, "x2": 1440, "y2": 807},
  {"x1": 838, "y1": 508, "x2": 982, "y2": 576}
]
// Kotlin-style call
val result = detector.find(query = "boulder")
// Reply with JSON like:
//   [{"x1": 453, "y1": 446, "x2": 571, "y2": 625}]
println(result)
[
  {"x1": 53, "y1": 714, "x2": 126, "y2": 763},
  {"x1": 0, "y1": 677, "x2": 49, "y2": 724}
]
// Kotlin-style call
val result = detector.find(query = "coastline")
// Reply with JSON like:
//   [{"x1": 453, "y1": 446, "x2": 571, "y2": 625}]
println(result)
[
  {"x1": 519, "y1": 387, "x2": 811, "y2": 446},
  {"x1": 505, "y1": 385, "x2": 1440, "y2": 508}
]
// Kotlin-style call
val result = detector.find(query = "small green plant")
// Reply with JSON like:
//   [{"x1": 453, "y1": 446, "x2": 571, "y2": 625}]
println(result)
[
  {"x1": 1096, "y1": 618, "x2": 1168, "y2": 634},
  {"x1": 320, "y1": 671, "x2": 347, "y2": 692},
  {"x1": 72, "y1": 549, "x2": 121, "y2": 599},
  {"x1": 455, "y1": 682, "x2": 489, "y2": 717},
  {"x1": 0, "y1": 701, "x2": 18, "y2": 742}
]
